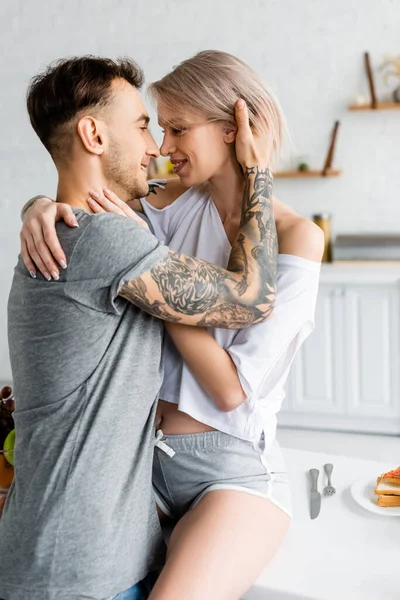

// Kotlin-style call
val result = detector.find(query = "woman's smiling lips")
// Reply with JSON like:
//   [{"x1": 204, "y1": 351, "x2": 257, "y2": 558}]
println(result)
[{"x1": 170, "y1": 158, "x2": 188, "y2": 174}]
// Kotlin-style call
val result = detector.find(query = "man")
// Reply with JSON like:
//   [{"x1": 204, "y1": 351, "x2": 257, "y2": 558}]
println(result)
[{"x1": 0, "y1": 56, "x2": 277, "y2": 600}]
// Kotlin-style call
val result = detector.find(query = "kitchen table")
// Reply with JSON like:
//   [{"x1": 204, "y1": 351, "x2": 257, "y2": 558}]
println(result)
[{"x1": 243, "y1": 448, "x2": 399, "y2": 600}]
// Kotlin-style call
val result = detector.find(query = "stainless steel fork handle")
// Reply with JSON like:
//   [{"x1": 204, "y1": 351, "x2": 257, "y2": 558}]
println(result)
[
  {"x1": 310, "y1": 468, "x2": 319, "y2": 492},
  {"x1": 324, "y1": 463, "x2": 333, "y2": 485}
]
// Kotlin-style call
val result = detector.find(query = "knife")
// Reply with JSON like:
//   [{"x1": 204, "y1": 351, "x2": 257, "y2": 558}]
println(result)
[{"x1": 309, "y1": 468, "x2": 321, "y2": 519}]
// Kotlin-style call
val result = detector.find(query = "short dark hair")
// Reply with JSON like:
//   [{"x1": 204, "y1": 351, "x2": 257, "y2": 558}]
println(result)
[{"x1": 27, "y1": 55, "x2": 144, "y2": 158}]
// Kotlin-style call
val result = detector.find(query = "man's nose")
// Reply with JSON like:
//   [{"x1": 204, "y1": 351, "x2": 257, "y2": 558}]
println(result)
[{"x1": 147, "y1": 132, "x2": 160, "y2": 158}]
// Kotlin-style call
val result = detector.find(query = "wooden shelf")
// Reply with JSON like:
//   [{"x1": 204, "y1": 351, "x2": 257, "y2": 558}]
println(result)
[
  {"x1": 349, "y1": 54, "x2": 400, "y2": 112},
  {"x1": 275, "y1": 169, "x2": 341, "y2": 179},
  {"x1": 349, "y1": 102, "x2": 400, "y2": 111}
]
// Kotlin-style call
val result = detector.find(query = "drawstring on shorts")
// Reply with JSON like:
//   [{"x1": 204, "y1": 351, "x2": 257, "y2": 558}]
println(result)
[{"x1": 155, "y1": 429, "x2": 176, "y2": 458}]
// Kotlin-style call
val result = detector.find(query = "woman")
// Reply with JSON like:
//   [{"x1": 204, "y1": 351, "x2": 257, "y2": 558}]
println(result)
[{"x1": 20, "y1": 51, "x2": 323, "y2": 600}]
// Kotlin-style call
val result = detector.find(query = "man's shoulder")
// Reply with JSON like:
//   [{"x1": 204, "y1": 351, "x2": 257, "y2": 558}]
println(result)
[
  {"x1": 79, "y1": 212, "x2": 157, "y2": 251},
  {"x1": 55, "y1": 210, "x2": 142, "y2": 248},
  {"x1": 67, "y1": 208, "x2": 140, "y2": 232},
  {"x1": 61, "y1": 210, "x2": 164, "y2": 279}
]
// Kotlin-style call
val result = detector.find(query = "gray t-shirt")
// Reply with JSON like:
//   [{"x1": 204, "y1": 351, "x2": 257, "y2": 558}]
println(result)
[{"x1": 0, "y1": 209, "x2": 169, "y2": 600}]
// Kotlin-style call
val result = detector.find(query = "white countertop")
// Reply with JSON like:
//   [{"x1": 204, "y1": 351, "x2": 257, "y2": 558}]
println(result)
[
  {"x1": 320, "y1": 261, "x2": 400, "y2": 284},
  {"x1": 243, "y1": 448, "x2": 399, "y2": 600}
]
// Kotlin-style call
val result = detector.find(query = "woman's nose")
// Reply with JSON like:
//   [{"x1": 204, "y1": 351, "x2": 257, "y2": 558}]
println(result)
[{"x1": 160, "y1": 134, "x2": 175, "y2": 157}]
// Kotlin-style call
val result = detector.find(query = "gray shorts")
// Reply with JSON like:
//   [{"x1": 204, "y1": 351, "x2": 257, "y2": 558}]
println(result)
[{"x1": 153, "y1": 430, "x2": 292, "y2": 520}]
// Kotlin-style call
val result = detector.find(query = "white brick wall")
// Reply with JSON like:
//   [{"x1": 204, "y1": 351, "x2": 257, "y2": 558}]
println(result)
[{"x1": 1, "y1": 0, "x2": 400, "y2": 380}]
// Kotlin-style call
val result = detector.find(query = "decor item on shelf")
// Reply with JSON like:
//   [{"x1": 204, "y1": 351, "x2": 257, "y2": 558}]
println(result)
[
  {"x1": 380, "y1": 55, "x2": 400, "y2": 103},
  {"x1": 349, "y1": 52, "x2": 400, "y2": 110},
  {"x1": 365, "y1": 51, "x2": 377, "y2": 108},
  {"x1": 298, "y1": 162, "x2": 309, "y2": 172},
  {"x1": 321, "y1": 121, "x2": 340, "y2": 177},
  {"x1": 276, "y1": 121, "x2": 341, "y2": 179},
  {"x1": 333, "y1": 234, "x2": 400, "y2": 261},
  {"x1": 354, "y1": 94, "x2": 367, "y2": 106},
  {"x1": 312, "y1": 213, "x2": 332, "y2": 262}
]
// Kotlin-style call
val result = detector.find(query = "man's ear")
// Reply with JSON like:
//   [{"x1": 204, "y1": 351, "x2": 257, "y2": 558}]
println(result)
[
  {"x1": 77, "y1": 116, "x2": 105, "y2": 155},
  {"x1": 222, "y1": 123, "x2": 237, "y2": 144}
]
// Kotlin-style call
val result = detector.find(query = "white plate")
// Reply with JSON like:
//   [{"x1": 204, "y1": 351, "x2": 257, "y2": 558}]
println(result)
[{"x1": 350, "y1": 478, "x2": 400, "y2": 517}]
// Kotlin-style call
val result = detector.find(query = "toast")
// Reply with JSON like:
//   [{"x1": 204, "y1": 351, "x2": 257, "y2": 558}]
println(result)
[
  {"x1": 374, "y1": 466, "x2": 400, "y2": 507},
  {"x1": 376, "y1": 494, "x2": 400, "y2": 507}
]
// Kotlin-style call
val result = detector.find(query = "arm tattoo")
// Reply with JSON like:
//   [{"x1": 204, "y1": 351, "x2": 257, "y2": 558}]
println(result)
[
  {"x1": 120, "y1": 276, "x2": 182, "y2": 322},
  {"x1": 197, "y1": 302, "x2": 263, "y2": 328},
  {"x1": 146, "y1": 179, "x2": 168, "y2": 196},
  {"x1": 121, "y1": 253, "x2": 236, "y2": 319},
  {"x1": 241, "y1": 166, "x2": 273, "y2": 216},
  {"x1": 228, "y1": 166, "x2": 277, "y2": 298},
  {"x1": 21, "y1": 195, "x2": 52, "y2": 221},
  {"x1": 121, "y1": 165, "x2": 277, "y2": 329},
  {"x1": 226, "y1": 234, "x2": 249, "y2": 296},
  {"x1": 240, "y1": 166, "x2": 277, "y2": 280},
  {"x1": 150, "y1": 253, "x2": 233, "y2": 314}
]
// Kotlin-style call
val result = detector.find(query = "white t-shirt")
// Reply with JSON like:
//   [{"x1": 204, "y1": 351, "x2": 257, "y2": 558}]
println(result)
[{"x1": 142, "y1": 185, "x2": 321, "y2": 449}]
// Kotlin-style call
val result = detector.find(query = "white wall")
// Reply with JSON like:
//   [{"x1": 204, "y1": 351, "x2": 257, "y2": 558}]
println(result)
[{"x1": 1, "y1": 0, "x2": 400, "y2": 381}]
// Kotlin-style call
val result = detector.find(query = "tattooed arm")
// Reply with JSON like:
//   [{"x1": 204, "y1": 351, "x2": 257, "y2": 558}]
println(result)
[
  {"x1": 120, "y1": 167, "x2": 275, "y2": 328},
  {"x1": 120, "y1": 100, "x2": 277, "y2": 329}
]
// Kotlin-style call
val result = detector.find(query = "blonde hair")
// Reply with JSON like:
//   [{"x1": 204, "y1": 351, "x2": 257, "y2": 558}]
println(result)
[{"x1": 148, "y1": 50, "x2": 288, "y2": 169}]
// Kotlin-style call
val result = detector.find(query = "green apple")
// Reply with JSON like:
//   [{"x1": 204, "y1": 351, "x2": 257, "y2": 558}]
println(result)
[{"x1": 3, "y1": 429, "x2": 15, "y2": 466}]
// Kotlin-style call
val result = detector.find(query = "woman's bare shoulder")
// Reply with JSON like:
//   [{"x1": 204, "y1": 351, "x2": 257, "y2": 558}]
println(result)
[
  {"x1": 127, "y1": 178, "x2": 189, "y2": 213},
  {"x1": 278, "y1": 214, "x2": 325, "y2": 262}
]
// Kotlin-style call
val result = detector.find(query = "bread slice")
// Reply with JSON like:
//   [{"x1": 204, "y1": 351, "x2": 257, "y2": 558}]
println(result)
[
  {"x1": 377, "y1": 494, "x2": 400, "y2": 507},
  {"x1": 379, "y1": 466, "x2": 400, "y2": 486},
  {"x1": 375, "y1": 476, "x2": 400, "y2": 496}
]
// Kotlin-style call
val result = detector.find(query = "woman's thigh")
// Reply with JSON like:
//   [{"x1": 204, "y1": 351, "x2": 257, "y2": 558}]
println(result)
[{"x1": 148, "y1": 489, "x2": 291, "y2": 600}]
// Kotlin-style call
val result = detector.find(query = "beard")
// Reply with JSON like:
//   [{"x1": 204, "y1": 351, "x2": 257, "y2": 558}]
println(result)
[{"x1": 106, "y1": 136, "x2": 149, "y2": 201}]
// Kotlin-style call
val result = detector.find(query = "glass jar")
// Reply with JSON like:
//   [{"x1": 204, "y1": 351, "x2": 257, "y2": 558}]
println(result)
[{"x1": 313, "y1": 213, "x2": 332, "y2": 262}]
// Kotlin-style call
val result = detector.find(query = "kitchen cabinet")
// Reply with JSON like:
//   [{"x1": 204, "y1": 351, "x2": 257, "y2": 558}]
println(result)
[{"x1": 278, "y1": 264, "x2": 400, "y2": 434}]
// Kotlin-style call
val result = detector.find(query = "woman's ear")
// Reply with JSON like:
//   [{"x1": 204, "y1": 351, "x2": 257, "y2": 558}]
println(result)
[
  {"x1": 77, "y1": 116, "x2": 105, "y2": 155},
  {"x1": 222, "y1": 123, "x2": 237, "y2": 144}
]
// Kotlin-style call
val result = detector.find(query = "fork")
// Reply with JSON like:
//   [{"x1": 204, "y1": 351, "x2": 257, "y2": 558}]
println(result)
[{"x1": 323, "y1": 463, "x2": 336, "y2": 496}]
